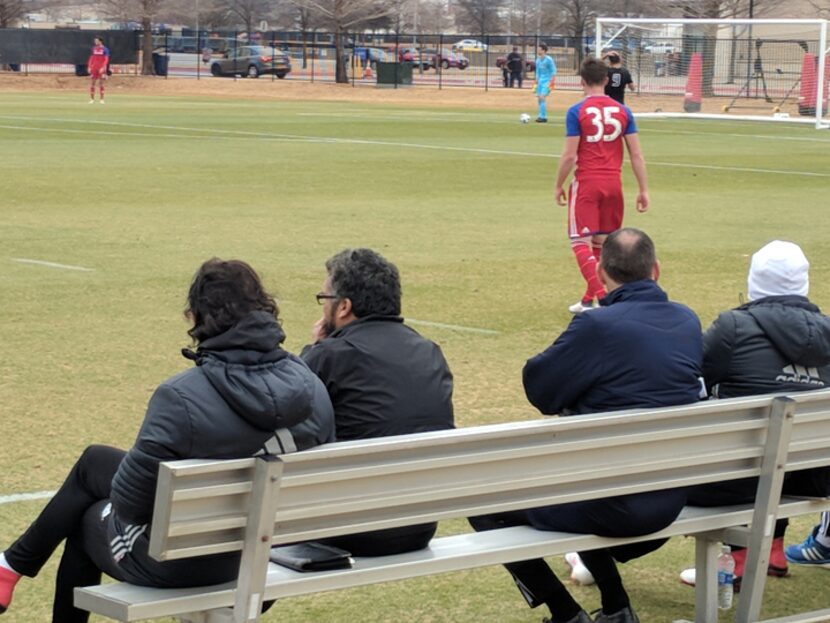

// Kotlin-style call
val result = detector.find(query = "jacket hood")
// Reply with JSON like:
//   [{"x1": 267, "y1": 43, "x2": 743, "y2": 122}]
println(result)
[
  {"x1": 183, "y1": 311, "x2": 315, "y2": 431},
  {"x1": 601, "y1": 280, "x2": 668, "y2": 306},
  {"x1": 744, "y1": 296, "x2": 830, "y2": 367}
]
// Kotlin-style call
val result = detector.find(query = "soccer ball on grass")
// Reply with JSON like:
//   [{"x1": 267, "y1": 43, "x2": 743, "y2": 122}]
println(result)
[{"x1": 520, "y1": 113, "x2": 531, "y2": 124}]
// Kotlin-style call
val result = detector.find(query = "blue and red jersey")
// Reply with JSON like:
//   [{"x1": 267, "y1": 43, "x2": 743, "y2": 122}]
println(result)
[
  {"x1": 88, "y1": 44, "x2": 110, "y2": 70},
  {"x1": 565, "y1": 94, "x2": 637, "y2": 180}
]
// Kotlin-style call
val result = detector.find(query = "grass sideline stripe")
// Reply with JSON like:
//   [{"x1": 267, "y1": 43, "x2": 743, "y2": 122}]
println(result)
[
  {"x1": 407, "y1": 319, "x2": 500, "y2": 335},
  {"x1": 0, "y1": 490, "x2": 55, "y2": 506},
  {"x1": 0, "y1": 115, "x2": 828, "y2": 178},
  {"x1": 12, "y1": 258, "x2": 94, "y2": 272}
]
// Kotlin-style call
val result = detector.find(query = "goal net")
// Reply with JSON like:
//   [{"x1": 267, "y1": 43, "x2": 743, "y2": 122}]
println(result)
[{"x1": 595, "y1": 18, "x2": 829, "y2": 128}]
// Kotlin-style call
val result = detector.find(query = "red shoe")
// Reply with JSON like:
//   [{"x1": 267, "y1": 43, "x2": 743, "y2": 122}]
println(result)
[
  {"x1": 0, "y1": 565, "x2": 21, "y2": 614},
  {"x1": 768, "y1": 536, "x2": 790, "y2": 577},
  {"x1": 732, "y1": 538, "x2": 789, "y2": 593}
]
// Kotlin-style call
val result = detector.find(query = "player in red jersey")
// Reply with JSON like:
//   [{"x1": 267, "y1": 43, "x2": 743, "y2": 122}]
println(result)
[
  {"x1": 554, "y1": 57, "x2": 649, "y2": 314},
  {"x1": 87, "y1": 37, "x2": 110, "y2": 104}
]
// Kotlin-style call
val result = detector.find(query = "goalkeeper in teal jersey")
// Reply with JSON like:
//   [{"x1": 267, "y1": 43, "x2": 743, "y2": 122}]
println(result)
[{"x1": 533, "y1": 43, "x2": 557, "y2": 123}]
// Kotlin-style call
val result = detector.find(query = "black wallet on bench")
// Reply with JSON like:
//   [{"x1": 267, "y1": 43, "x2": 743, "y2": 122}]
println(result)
[{"x1": 269, "y1": 543, "x2": 354, "y2": 572}]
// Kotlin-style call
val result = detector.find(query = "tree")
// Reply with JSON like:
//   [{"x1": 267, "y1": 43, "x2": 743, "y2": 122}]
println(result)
[
  {"x1": 551, "y1": 0, "x2": 599, "y2": 67},
  {"x1": 0, "y1": 0, "x2": 25, "y2": 27},
  {"x1": 225, "y1": 0, "x2": 272, "y2": 32},
  {"x1": 287, "y1": 0, "x2": 393, "y2": 83},
  {"x1": 103, "y1": 0, "x2": 165, "y2": 74},
  {"x1": 454, "y1": 0, "x2": 503, "y2": 37}
]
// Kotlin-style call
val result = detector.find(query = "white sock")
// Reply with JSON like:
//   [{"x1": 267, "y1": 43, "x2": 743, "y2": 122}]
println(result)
[{"x1": 0, "y1": 552, "x2": 21, "y2": 576}]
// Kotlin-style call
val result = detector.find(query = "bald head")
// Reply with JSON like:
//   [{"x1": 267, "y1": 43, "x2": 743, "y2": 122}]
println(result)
[{"x1": 599, "y1": 228, "x2": 657, "y2": 285}]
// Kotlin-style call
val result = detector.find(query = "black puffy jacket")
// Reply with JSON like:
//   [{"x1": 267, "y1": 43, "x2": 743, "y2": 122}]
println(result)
[
  {"x1": 703, "y1": 295, "x2": 830, "y2": 398},
  {"x1": 110, "y1": 311, "x2": 335, "y2": 526}
]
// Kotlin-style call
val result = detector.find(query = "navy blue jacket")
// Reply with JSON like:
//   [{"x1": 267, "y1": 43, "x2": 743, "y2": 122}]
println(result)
[{"x1": 523, "y1": 280, "x2": 703, "y2": 415}]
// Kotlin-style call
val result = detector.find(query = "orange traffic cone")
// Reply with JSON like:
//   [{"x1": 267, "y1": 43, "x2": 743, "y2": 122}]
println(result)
[{"x1": 684, "y1": 52, "x2": 702, "y2": 113}]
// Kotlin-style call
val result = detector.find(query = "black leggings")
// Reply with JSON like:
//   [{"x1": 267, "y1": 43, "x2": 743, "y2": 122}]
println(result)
[{"x1": 5, "y1": 445, "x2": 127, "y2": 623}]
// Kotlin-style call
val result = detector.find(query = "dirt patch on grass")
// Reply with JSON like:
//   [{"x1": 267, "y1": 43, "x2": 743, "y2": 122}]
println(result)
[{"x1": 0, "y1": 73, "x2": 799, "y2": 116}]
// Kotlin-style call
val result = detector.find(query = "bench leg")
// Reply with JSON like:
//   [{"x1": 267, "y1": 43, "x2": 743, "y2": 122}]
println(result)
[
  {"x1": 179, "y1": 608, "x2": 234, "y2": 623},
  {"x1": 695, "y1": 537, "x2": 720, "y2": 623},
  {"x1": 736, "y1": 397, "x2": 795, "y2": 623}
]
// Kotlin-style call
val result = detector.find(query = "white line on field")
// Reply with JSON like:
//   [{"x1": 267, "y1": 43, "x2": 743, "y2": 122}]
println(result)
[
  {"x1": 11, "y1": 258, "x2": 95, "y2": 272},
  {"x1": 407, "y1": 318, "x2": 500, "y2": 335},
  {"x1": 0, "y1": 490, "x2": 55, "y2": 505},
  {"x1": 296, "y1": 112, "x2": 830, "y2": 142},
  {"x1": 0, "y1": 115, "x2": 827, "y2": 178},
  {"x1": 0, "y1": 124, "x2": 333, "y2": 144}
]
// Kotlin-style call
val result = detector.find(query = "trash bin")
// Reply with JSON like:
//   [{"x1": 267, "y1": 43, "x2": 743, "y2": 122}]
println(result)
[
  {"x1": 75, "y1": 64, "x2": 89, "y2": 77},
  {"x1": 654, "y1": 60, "x2": 666, "y2": 77},
  {"x1": 152, "y1": 52, "x2": 169, "y2": 76},
  {"x1": 376, "y1": 61, "x2": 412, "y2": 86}
]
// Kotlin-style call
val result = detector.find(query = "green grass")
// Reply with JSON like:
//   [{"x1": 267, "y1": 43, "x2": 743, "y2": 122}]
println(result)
[{"x1": 1, "y1": 91, "x2": 829, "y2": 622}]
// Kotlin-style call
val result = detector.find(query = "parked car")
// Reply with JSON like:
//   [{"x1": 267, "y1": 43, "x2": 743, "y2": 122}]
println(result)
[
  {"x1": 353, "y1": 47, "x2": 391, "y2": 65},
  {"x1": 210, "y1": 45, "x2": 291, "y2": 78},
  {"x1": 398, "y1": 46, "x2": 431, "y2": 70},
  {"x1": 423, "y1": 48, "x2": 469, "y2": 70},
  {"x1": 642, "y1": 41, "x2": 680, "y2": 54},
  {"x1": 453, "y1": 39, "x2": 488, "y2": 52},
  {"x1": 495, "y1": 55, "x2": 535, "y2": 73}
]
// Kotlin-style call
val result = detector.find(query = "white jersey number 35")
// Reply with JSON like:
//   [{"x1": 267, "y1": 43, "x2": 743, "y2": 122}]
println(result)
[{"x1": 585, "y1": 106, "x2": 622, "y2": 143}]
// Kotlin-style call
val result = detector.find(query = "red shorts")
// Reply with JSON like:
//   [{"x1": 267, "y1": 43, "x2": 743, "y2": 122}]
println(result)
[
  {"x1": 567, "y1": 176, "x2": 624, "y2": 239},
  {"x1": 89, "y1": 67, "x2": 107, "y2": 79}
]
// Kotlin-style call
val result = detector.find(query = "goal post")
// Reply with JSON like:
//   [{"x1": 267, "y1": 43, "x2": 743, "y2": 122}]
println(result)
[{"x1": 595, "y1": 17, "x2": 829, "y2": 129}]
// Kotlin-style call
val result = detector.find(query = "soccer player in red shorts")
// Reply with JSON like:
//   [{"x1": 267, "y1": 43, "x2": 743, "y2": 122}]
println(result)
[
  {"x1": 87, "y1": 37, "x2": 110, "y2": 104},
  {"x1": 554, "y1": 57, "x2": 649, "y2": 313}
]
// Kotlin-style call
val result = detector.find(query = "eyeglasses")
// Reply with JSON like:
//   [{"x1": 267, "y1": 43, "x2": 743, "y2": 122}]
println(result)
[{"x1": 316, "y1": 293, "x2": 338, "y2": 305}]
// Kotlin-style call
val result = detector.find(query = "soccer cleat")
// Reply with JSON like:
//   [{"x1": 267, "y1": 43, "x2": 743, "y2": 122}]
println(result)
[
  {"x1": 535, "y1": 117, "x2": 548, "y2": 123},
  {"x1": 568, "y1": 301, "x2": 596, "y2": 314},
  {"x1": 565, "y1": 552, "x2": 595, "y2": 585},
  {"x1": 544, "y1": 611, "x2": 593, "y2": 623},
  {"x1": 680, "y1": 538, "x2": 789, "y2": 590},
  {"x1": 89, "y1": 99, "x2": 95, "y2": 104},
  {"x1": 0, "y1": 565, "x2": 21, "y2": 614},
  {"x1": 100, "y1": 100, "x2": 106, "y2": 105},
  {"x1": 786, "y1": 528, "x2": 830, "y2": 567},
  {"x1": 680, "y1": 567, "x2": 696, "y2": 586},
  {"x1": 592, "y1": 606, "x2": 640, "y2": 623}
]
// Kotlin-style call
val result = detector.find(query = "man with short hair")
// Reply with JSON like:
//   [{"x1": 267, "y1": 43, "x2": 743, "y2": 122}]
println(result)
[
  {"x1": 506, "y1": 46, "x2": 524, "y2": 88},
  {"x1": 534, "y1": 43, "x2": 557, "y2": 122},
  {"x1": 603, "y1": 51, "x2": 635, "y2": 104},
  {"x1": 471, "y1": 228, "x2": 702, "y2": 623},
  {"x1": 302, "y1": 248, "x2": 454, "y2": 555},
  {"x1": 555, "y1": 57, "x2": 649, "y2": 315}
]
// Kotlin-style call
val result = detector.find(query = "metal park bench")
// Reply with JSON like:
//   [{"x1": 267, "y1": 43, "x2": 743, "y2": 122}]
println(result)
[{"x1": 75, "y1": 389, "x2": 830, "y2": 623}]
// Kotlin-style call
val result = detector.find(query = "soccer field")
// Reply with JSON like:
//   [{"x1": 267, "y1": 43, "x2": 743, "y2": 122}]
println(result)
[{"x1": 1, "y1": 89, "x2": 830, "y2": 622}]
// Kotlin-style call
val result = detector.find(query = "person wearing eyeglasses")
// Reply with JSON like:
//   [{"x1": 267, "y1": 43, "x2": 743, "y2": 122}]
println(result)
[{"x1": 301, "y1": 248, "x2": 454, "y2": 556}]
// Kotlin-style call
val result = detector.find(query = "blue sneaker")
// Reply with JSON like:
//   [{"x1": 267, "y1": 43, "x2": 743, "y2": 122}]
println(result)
[{"x1": 785, "y1": 527, "x2": 830, "y2": 567}]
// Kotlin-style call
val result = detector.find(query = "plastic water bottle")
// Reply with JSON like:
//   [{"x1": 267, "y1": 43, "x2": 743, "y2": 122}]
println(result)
[{"x1": 717, "y1": 545, "x2": 735, "y2": 610}]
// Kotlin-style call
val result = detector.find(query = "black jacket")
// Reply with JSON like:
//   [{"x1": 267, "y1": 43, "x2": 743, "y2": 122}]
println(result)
[
  {"x1": 110, "y1": 311, "x2": 335, "y2": 527},
  {"x1": 506, "y1": 51, "x2": 524, "y2": 73},
  {"x1": 524, "y1": 280, "x2": 703, "y2": 415},
  {"x1": 703, "y1": 295, "x2": 830, "y2": 398},
  {"x1": 301, "y1": 315, "x2": 454, "y2": 441}
]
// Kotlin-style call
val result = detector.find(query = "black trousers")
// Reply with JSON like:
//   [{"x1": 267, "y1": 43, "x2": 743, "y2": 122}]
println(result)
[
  {"x1": 321, "y1": 523, "x2": 436, "y2": 556},
  {"x1": 469, "y1": 490, "x2": 686, "y2": 608},
  {"x1": 6, "y1": 445, "x2": 127, "y2": 622},
  {"x1": 687, "y1": 467, "x2": 830, "y2": 544},
  {"x1": 510, "y1": 71, "x2": 523, "y2": 88},
  {"x1": 5, "y1": 445, "x2": 241, "y2": 623}
]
